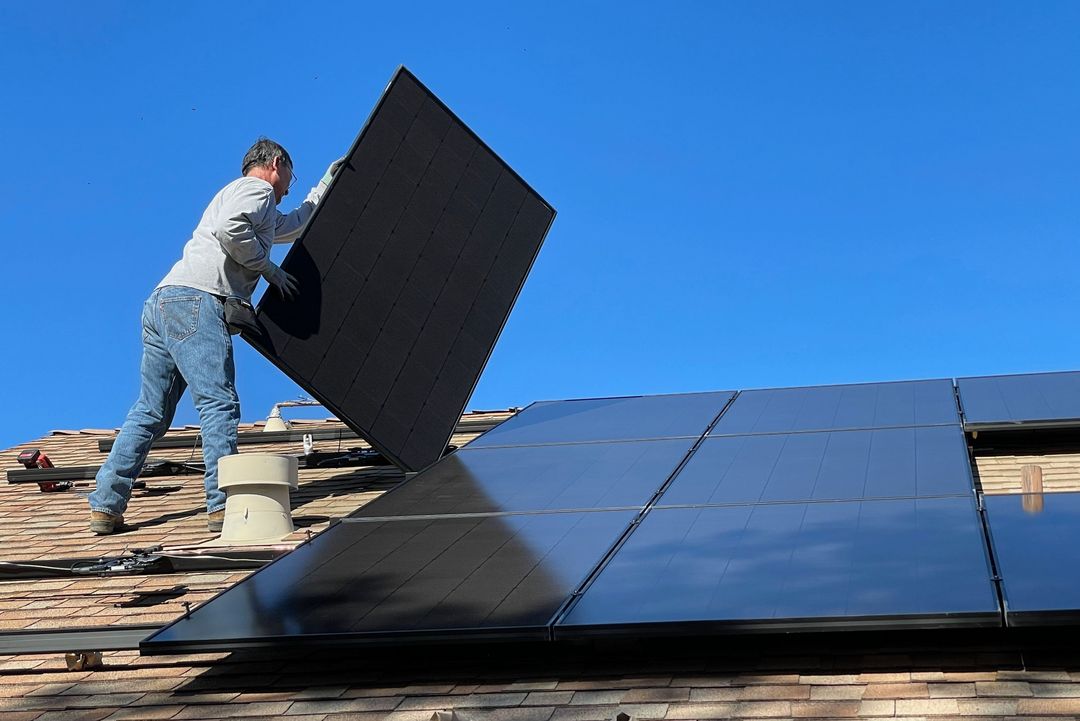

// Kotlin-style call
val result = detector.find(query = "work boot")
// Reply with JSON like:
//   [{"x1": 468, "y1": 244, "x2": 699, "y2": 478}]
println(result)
[
  {"x1": 207, "y1": 509, "x2": 225, "y2": 533},
  {"x1": 89, "y1": 511, "x2": 123, "y2": 535}
]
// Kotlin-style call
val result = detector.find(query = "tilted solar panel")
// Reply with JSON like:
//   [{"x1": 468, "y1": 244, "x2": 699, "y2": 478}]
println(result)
[
  {"x1": 246, "y1": 67, "x2": 556, "y2": 471},
  {"x1": 958, "y1": 371, "x2": 1080, "y2": 430}
]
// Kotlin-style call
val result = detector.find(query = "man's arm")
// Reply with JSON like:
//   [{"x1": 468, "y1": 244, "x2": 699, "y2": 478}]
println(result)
[{"x1": 272, "y1": 158, "x2": 347, "y2": 244}]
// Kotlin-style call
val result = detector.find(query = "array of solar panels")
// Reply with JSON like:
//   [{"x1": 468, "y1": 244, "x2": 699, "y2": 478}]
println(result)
[
  {"x1": 145, "y1": 370, "x2": 1080, "y2": 652},
  {"x1": 246, "y1": 66, "x2": 555, "y2": 472}
]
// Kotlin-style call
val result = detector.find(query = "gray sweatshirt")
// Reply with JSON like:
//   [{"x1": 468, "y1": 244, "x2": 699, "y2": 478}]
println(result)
[{"x1": 158, "y1": 176, "x2": 326, "y2": 299}]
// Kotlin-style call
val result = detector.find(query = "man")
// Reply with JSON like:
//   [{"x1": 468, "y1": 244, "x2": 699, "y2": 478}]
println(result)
[{"x1": 89, "y1": 138, "x2": 343, "y2": 535}]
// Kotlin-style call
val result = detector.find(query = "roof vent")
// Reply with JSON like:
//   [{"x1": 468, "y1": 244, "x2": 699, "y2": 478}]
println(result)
[
  {"x1": 264, "y1": 406, "x2": 291, "y2": 432},
  {"x1": 217, "y1": 454, "x2": 299, "y2": 543},
  {"x1": 263, "y1": 399, "x2": 323, "y2": 432}
]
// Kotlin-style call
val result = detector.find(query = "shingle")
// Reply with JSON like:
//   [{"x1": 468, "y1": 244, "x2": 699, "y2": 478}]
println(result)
[
  {"x1": 286, "y1": 697, "x2": 403, "y2": 714},
  {"x1": 464, "y1": 708, "x2": 557, "y2": 721},
  {"x1": 739, "y1": 685, "x2": 810, "y2": 700},
  {"x1": 568, "y1": 691, "x2": 626, "y2": 706},
  {"x1": 856, "y1": 699, "x2": 894, "y2": 716},
  {"x1": 927, "y1": 683, "x2": 976, "y2": 698},
  {"x1": 663, "y1": 703, "x2": 737, "y2": 719},
  {"x1": 173, "y1": 702, "x2": 293, "y2": 718},
  {"x1": 1029, "y1": 682, "x2": 1080, "y2": 697},
  {"x1": 621, "y1": 688, "x2": 689, "y2": 703},
  {"x1": 789, "y1": 700, "x2": 860, "y2": 717},
  {"x1": 809, "y1": 686, "x2": 865, "y2": 700},
  {"x1": 894, "y1": 698, "x2": 960, "y2": 715},
  {"x1": 1016, "y1": 697, "x2": 1080, "y2": 714},
  {"x1": 863, "y1": 683, "x2": 928, "y2": 699},
  {"x1": 522, "y1": 692, "x2": 574, "y2": 706},
  {"x1": 550, "y1": 705, "x2": 622, "y2": 721}
]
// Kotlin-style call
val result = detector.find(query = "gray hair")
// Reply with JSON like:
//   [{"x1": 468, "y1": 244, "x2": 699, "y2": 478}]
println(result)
[{"x1": 241, "y1": 137, "x2": 292, "y2": 175}]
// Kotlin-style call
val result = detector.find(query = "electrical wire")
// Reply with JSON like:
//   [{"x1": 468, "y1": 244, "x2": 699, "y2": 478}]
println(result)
[
  {"x1": 152, "y1": 552, "x2": 274, "y2": 563},
  {"x1": 0, "y1": 560, "x2": 81, "y2": 572}
]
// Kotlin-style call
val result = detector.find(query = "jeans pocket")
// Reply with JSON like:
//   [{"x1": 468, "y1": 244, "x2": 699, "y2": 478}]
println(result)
[{"x1": 160, "y1": 296, "x2": 202, "y2": 341}]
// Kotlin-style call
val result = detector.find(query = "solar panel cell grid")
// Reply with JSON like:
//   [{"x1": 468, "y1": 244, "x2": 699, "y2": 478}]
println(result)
[
  {"x1": 983, "y1": 492, "x2": 1080, "y2": 625},
  {"x1": 468, "y1": 392, "x2": 735, "y2": 448},
  {"x1": 658, "y1": 425, "x2": 973, "y2": 507},
  {"x1": 248, "y1": 67, "x2": 555, "y2": 471},
  {"x1": 557, "y1": 498, "x2": 998, "y2": 635},
  {"x1": 958, "y1": 371, "x2": 1080, "y2": 430},
  {"x1": 356, "y1": 438, "x2": 699, "y2": 517},
  {"x1": 143, "y1": 510, "x2": 636, "y2": 651},
  {"x1": 710, "y1": 380, "x2": 958, "y2": 436}
]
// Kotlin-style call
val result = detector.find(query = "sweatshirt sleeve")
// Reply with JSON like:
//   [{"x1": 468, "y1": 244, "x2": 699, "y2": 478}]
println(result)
[
  {"x1": 211, "y1": 180, "x2": 277, "y2": 273},
  {"x1": 271, "y1": 180, "x2": 331, "y2": 244}
]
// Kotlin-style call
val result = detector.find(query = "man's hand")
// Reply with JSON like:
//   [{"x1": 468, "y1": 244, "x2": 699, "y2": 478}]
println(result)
[
  {"x1": 321, "y1": 157, "x2": 347, "y2": 185},
  {"x1": 264, "y1": 262, "x2": 299, "y2": 301}
]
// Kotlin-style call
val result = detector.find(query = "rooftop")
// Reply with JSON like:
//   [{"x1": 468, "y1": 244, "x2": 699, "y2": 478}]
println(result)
[{"x1": 3, "y1": 403, "x2": 1080, "y2": 720}]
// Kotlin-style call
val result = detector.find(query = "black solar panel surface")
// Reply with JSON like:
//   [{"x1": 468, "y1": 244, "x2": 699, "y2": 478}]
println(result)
[
  {"x1": 984, "y1": 492, "x2": 1080, "y2": 625},
  {"x1": 468, "y1": 392, "x2": 734, "y2": 448},
  {"x1": 356, "y1": 439, "x2": 696, "y2": 517},
  {"x1": 659, "y1": 425, "x2": 973, "y2": 506},
  {"x1": 558, "y1": 498, "x2": 998, "y2": 635},
  {"x1": 143, "y1": 511, "x2": 635, "y2": 652},
  {"x1": 144, "y1": 374, "x2": 1012, "y2": 652},
  {"x1": 957, "y1": 372, "x2": 1080, "y2": 430},
  {"x1": 710, "y1": 380, "x2": 958, "y2": 436},
  {"x1": 247, "y1": 67, "x2": 555, "y2": 471}
]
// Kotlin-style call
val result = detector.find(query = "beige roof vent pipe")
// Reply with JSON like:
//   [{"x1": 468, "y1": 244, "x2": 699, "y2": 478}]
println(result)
[
  {"x1": 217, "y1": 454, "x2": 299, "y2": 544},
  {"x1": 263, "y1": 399, "x2": 324, "y2": 432}
]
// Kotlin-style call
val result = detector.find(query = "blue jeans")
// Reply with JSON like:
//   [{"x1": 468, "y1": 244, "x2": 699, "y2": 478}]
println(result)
[{"x1": 90, "y1": 286, "x2": 239, "y2": 517}]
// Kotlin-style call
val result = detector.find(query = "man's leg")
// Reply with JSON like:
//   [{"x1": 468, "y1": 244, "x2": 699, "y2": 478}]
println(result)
[
  {"x1": 90, "y1": 290, "x2": 187, "y2": 527},
  {"x1": 166, "y1": 288, "x2": 239, "y2": 517}
]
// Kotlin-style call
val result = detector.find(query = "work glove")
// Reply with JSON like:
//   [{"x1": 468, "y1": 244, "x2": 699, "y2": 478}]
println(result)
[
  {"x1": 263, "y1": 262, "x2": 299, "y2": 301},
  {"x1": 321, "y1": 157, "x2": 347, "y2": 186}
]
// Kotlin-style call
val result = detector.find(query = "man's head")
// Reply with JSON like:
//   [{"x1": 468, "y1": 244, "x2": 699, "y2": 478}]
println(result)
[{"x1": 241, "y1": 137, "x2": 294, "y2": 204}]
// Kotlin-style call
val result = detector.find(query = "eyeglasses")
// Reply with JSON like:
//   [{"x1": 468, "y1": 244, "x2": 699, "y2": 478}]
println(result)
[{"x1": 288, "y1": 166, "x2": 298, "y2": 191}]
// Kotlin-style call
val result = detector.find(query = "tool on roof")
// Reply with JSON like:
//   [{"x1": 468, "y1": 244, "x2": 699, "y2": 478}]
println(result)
[
  {"x1": 16, "y1": 449, "x2": 69, "y2": 492},
  {"x1": 8, "y1": 453, "x2": 199, "y2": 492}
]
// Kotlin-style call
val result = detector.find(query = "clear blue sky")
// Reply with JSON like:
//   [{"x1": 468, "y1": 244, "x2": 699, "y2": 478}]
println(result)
[{"x1": 3, "y1": 2, "x2": 1079, "y2": 450}]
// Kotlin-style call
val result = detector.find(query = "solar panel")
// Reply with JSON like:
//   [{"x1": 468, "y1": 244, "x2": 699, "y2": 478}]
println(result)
[
  {"x1": 356, "y1": 439, "x2": 697, "y2": 517},
  {"x1": 557, "y1": 498, "x2": 999, "y2": 637},
  {"x1": 245, "y1": 66, "x2": 556, "y2": 471},
  {"x1": 142, "y1": 510, "x2": 635, "y2": 652},
  {"x1": 710, "y1": 380, "x2": 958, "y2": 436},
  {"x1": 984, "y1": 492, "x2": 1080, "y2": 626},
  {"x1": 658, "y1": 425, "x2": 973, "y2": 506},
  {"x1": 467, "y1": 392, "x2": 735, "y2": 448},
  {"x1": 958, "y1": 371, "x2": 1080, "y2": 431}
]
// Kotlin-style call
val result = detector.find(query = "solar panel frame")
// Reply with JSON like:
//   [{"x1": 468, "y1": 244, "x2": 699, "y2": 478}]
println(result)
[
  {"x1": 243, "y1": 66, "x2": 556, "y2": 472},
  {"x1": 958, "y1": 371, "x2": 1080, "y2": 431}
]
